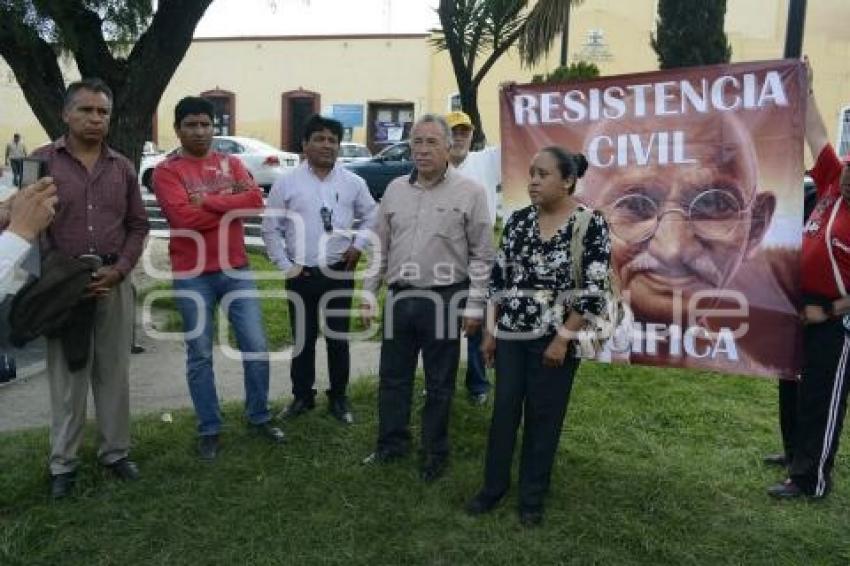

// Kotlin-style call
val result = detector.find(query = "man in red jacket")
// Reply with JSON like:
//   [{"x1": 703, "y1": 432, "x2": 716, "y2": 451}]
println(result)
[
  {"x1": 767, "y1": 60, "x2": 850, "y2": 499},
  {"x1": 153, "y1": 97, "x2": 284, "y2": 461}
]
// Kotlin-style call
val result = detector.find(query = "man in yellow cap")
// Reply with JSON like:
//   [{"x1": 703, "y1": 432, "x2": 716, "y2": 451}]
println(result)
[{"x1": 445, "y1": 110, "x2": 501, "y2": 405}]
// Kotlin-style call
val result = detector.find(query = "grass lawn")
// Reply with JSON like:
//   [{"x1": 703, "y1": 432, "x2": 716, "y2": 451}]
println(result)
[{"x1": 1, "y1": 363, "x2": 849, "y2": 565}]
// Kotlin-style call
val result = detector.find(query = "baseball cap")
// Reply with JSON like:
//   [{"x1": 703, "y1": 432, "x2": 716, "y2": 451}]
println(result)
[{"x1": 446, "y1": 111, "x2": 473, "y2": 130}]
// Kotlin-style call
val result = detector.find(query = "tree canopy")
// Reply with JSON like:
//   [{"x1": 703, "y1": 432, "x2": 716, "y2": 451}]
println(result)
[
  {"x1": 434, "y1": 0, "x2": 583, "y2": 144},
  {"x1": 650, "y1": 0, "x2": 732, "y2": 69},
  {"x1": 0, "y1": 0, "x2": 213, "y2": 165}
]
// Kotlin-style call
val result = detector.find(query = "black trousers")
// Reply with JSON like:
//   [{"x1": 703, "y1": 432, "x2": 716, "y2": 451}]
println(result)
[
  {"x1": 481, "y1": 335, "x2": 579, "y2": 511},
  {"x1": 376, "y1": 285, "x2": 463, "y2": 457},
  {"x1": 788, "y1": 319, "x2": 850, "y2": 496},
  {"x1": 778, "y1": 378, "x2": 799, "y2": 462},
  {"x1": 286, "y1": 265, "x2": 354, "y2": 402}
]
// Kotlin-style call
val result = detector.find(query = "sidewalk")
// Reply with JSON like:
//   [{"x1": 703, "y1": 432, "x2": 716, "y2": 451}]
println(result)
[{"x1": 0, "y1": 337, "x2": 385, "y2": 432}]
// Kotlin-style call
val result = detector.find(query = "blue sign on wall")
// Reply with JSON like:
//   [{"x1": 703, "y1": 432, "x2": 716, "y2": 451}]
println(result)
[{"x1": 331, "y1": 104, "x2": 364, "y2": 128}]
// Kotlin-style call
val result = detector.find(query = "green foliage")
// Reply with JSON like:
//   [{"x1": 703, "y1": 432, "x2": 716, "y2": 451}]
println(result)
[
  {"x1": 531, "y1": 60, "x2": 600, "y2": 84},
  {"x1": 2, "y1": 365, "x2": 849, "y2": 563},
  {"x1": 432, "y1": 0, "x2": 581, "y2": 144},
  {"x1": 651, "y1": 0, "x2": 732, "y2": 69},
  {"x1": 1, "y1": 0, "x2": 153, "y2": 53},
  {"x1": 432, "y1": 0, "x2": 578, "y2": 69}
]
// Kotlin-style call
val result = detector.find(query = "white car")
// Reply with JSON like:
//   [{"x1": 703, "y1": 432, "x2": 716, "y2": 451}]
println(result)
[
  {"x1": 139, "y1": 136, "x2": 299, "y2": 193},
  {"x1": 337, "y1": 142, "x2": 372, "y2": 164}
]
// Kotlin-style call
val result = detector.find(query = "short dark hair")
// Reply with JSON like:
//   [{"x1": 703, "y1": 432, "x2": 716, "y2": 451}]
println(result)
[
  {"x1": 301, "y1": 114, "x2": 343, "y2": 143},
  {"x1": 541, "y1": 146, "x2": 588, "y2": 195},
  {"x1": 174, "y1": 96, "x2": 215, "y2": 127},
  {"x1": 63, "y1": 78, "x2": 113, "y2": 110}
]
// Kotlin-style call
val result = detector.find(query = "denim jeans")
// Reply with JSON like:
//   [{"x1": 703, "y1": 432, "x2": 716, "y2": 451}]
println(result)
[
  {"x1": 173, "y1": 268, "x2": 270, "y2": 436},
  {"x1": 465, "y1": 330, "x2": 491, "y2": 395}
]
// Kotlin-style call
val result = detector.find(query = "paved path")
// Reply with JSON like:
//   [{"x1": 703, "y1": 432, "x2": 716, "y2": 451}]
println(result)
[{"x1": 0, "y1": 337, "x2": 386, "y2": 432}]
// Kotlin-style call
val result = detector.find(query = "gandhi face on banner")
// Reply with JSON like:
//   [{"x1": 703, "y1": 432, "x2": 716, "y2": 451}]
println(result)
[{"x1": 576, "y1": 111, "x2": 776, "y2": 324}]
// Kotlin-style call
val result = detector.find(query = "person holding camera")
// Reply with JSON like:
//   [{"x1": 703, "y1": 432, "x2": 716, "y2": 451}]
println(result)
[
  {"x1": 0, "y1": 178, "x2": 57, "y2": 384},
  {"x1": 262, "y1": 115, "x2": 377, "y2": 425},
  {"x1": 0, "y1": 178, "x2": 57, "y2": 297}
]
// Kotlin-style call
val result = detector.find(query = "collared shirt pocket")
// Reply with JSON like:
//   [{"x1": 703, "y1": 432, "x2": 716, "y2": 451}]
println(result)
[{"x1": 435, "y1": 206, "x2": 465, "y2": 241}]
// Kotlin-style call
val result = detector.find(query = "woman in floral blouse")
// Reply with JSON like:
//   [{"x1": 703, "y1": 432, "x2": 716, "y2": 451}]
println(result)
[{"x1": 465, "y1": 146, "x2": 611, "y2": 527}]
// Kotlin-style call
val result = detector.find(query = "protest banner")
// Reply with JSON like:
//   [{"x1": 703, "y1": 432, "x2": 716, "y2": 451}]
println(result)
[{"x1": 499, "y1": 59, "x2": 806, "y2": 378}]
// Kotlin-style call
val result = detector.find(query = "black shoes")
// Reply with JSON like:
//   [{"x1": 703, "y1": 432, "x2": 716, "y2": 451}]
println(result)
[
  {"x1": 767, "y1": 479, "x2": 806, "y2": 499},
  {"x1": 280, "y1": 395, "x2": 353, "y2": 424},
  {"x1": 198, "y1": 434, "x2": 220, "y2": 462},
  {"x1": 419, "y1": 454, "x2": 447, "y2": 483},
  {"x1": 465, "y1": 490, "x2": 504, "y2": 515},
  {"x1": 763, "y1": 453, "x2": 788, "y2": 467},
  {"x1": 49, "y1": 460, "x2": 139, "y2": 500},
  {"x1": 278, "y1": 398, "x2": 315, "y2": 420},
  {"x1": 108, "y1": 458, "x2": 140, "y2": 481},
  {"x1": 519, "y1": 507, "x2": 544, "y2": 527},
  {"x1": 250, "y1": 422, "x2": 286, "y2": 444},
  {"x1": 50, "y1": 471, "x2": 77, "y2": 500},
  {"x1": 198, "y1": 425, "x2": 283, "y2": 462},
  {"x1": 328, "y1": 397, "x2": 354, "y2": 425}
]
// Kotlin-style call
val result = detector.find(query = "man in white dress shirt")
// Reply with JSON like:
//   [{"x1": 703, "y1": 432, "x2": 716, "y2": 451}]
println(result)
[{"x1": 262, "y1": 115, "x2": 378, "y2": 424}]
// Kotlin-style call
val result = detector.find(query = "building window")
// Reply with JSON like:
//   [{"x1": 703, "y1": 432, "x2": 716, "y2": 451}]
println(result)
[
  {"x1": 838, "y1": 105, "x2": 850, "y2": 157},
  {"x1": 447, "y1": 93, "x2": 461, "y2": 112}
]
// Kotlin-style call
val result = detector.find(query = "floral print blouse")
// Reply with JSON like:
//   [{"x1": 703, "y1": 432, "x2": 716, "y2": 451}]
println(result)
[{"x1": 489, "y1": 204, "x2": 612, "y2": 334}]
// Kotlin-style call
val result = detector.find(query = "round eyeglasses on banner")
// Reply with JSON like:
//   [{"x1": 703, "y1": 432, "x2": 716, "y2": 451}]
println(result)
[{"x1": 604, "y1": 188, "x2": 751, "y2": 244}]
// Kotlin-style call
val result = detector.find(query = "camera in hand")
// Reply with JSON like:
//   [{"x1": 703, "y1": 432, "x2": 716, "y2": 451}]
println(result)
[
  {"x1": 320, "y1": 206, "x2": 333, "y2": 233},
  {"x1": 18, "y1": 158, "x2": 49, "y2": 188}
]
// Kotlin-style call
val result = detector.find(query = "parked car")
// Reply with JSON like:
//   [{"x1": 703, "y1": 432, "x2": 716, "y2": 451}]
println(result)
[
  {"x1": 337, "y1": 142, "x2": 372, "y2": 164},
  {"x1": 344, "y1": 141, "x2": 413, "y2": 201},
  {"x1": 139, "y1": 136, "x2": 299, "y2": 193}
]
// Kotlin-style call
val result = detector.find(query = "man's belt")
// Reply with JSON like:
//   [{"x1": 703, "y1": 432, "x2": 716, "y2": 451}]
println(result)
[
  {"x1": 389, "y1": 279, "x2": 470, "y2": 293},
  {"x1": 301, "y1": 260, "x2": 347, "y2": 276},
  {"x1": 76, "y1": 253, "x2": 119, "y2": 266}
]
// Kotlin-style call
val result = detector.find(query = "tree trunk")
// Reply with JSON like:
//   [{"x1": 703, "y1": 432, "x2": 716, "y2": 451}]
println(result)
[
  {"x1": 0, "y1": 17, "x2": 66, "y2": 140},
  {"x1": 560, "y1": 5, "x2": 571, "y2": 67},
  {"x1": 460, "y1": 86, "x2": 485, "y2": 148},
  {"x1": 107, "y1": 107, "x2": 152, "y2": 174},
  {"x1": 0, "y1": 0, "x2": 213, "y2": 170}
]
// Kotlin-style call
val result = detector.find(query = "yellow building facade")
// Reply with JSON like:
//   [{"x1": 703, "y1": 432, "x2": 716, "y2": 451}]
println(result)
[{"x1": 1, "y1": 0, "x2": 848, "y2": 160}]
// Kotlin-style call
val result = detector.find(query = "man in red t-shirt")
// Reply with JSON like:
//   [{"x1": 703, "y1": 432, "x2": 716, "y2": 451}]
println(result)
[
  {"x1": 153, "y1": 97, "x2": 284, "y2": 461},
  {"x1": 768, "y1": 60, "x2": 850, "y2": 499}
]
